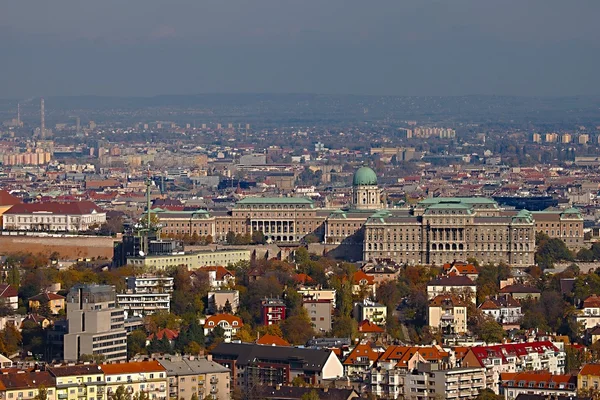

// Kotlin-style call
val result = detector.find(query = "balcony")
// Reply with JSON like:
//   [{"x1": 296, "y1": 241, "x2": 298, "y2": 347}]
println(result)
[
  {"x1": 58, "y1": 395, "x2": 68, "y2": 400},
  {"x1": 210, "y1": 388, "x2": 218, "y2": 394},
  {"x1": 210, "y1": 377, "x2": 219, "y2": 384}
]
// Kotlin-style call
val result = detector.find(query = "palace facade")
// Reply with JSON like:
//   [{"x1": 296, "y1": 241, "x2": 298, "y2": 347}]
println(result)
[{"x1": 152, "y1": 167, "x2": 582, "y2": 267}]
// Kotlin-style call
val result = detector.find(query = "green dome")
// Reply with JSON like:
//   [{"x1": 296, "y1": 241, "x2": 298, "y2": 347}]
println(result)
[{"x1": 353, "y1": 166, "x2": 377, "y2": 186}]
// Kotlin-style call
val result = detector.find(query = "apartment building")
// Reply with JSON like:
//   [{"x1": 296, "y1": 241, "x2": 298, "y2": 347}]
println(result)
[
  {"x1": 100, "y1": 361, "x2": 167, "y2": 400},
  {"x1": 404, "y1": 363, "x2": 487, "y2": 400},
  {"x1": 577, "y1": 294, "x2": 600, "y2": 330},
  {"x1": 353, "y1": 300, "x2": 387, "y2": 326},
  {"x1": 125, "y1": 275, "x2": 174, "y2": 294},
  {"x1": 3, "y1": 201, "x2": 106, "y2": 232},
  {"x1": 116, "y1": 292, "x2": 171, "y2": 318},
  {"x1": 47, "y1": 364, "x2": 107, "y2": 400},
  {"x1": 428, "y1": 295, "x2": 468, "y2": 334},
  {"x1": 479, "y1": 294, "x2": 523, "y2": 325},
  {"x1": 210, "y1": 342, "x2": 343, "y2": 389},
  {"x1": 261, "y1": 298, "x2": 286, "y2": 326},
  {"x1": 64, "y1": 284, "x2": 128, "y2": 362},
  {"x1": 0, "y1": 371, "x2": 57, "y2": 400},
  {"x1": 207, "y1": 290, "x2": 239, "y2": 314},
  {"x1": 303, "y1": 299, "x2": 332, "y2": 333},
  {"x1": 343, "y1": 343, "x2": 383, "y2": 376},
  {"x1": 156, "y1": 355, "x2": 231, "y2": 400},
  {"x1": 426, "y1": 275, "x2": 477, "y2": 304},
  {"x1": 297, "y1": 287, "x2": 336, "y2": 308},
  {"x1": 501, "y1": 372, "x2": 577, "y2": 400}
]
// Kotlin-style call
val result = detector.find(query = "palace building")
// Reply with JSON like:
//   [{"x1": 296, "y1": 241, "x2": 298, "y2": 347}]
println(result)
[{"x1": 151, "y1": 166, "x2": 581, "y2": 267}]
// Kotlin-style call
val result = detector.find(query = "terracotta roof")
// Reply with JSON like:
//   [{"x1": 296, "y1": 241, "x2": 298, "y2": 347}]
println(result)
[
  {"x1": 358, "y1": 319, "x2": 385, "y2": 333},
  {"x1": 0, "y1": 190, "x2": 21, "y2": 206},
  {"x1": 4, "y1": 201, "x2": 103, "y2": 215},
  {"x1": 28, "y1": 292, "x2": 65, "y2": 302},
  {"x1": 501, "y1": 371, "x2": 575, "y2": 388},
  {"x1": 147, "y1": 328, "x2": 179, "y2": 341},
  {"x1": 294, "y1": 273, "x2": 314, "y2": 285},
  {"x1": 378, "y1": 345, "x2": 449, "y2": 368},
  {"x1": 467, "y1": 341, "x2": 559, "y2": 366},
  {"x1": 0, "y1": 284, "x2": 18, "y2": 298},
  {"x1": 479, "y1": 299, "x2": 500, "y2": 310},
  {"x1": 48, "y1": 364, "x2": 104, "y2": 377},
  {"x1": 580, "y1": 364, "x2": 600, "y2": 376},
  {"x1": 429, "y1": 294, "x2": 466, "y2": 307},
  {"x1": 343, "y1": 343, "x2": 381, "y2": 365},
  {"x1": 0, "y1": 371, "x2": 55, "y2": 390},
  {"x1": 450, "y1": 264, "x2": 479, "y2": 275},
  {"x1": 352, "y1": 270, "x2": 375, "y2": 285},
  {"x1": 100, "y1": 360, "x2": 166, "y2": 375},
  {"x1": 198, "y1": 266, "x2": 233, "y2": 281},
  {"x1": 256, "y1": 334, "x2": 290, "y2": 347},
  {"x1": 583, "y1": 295, "x2": 600, "y2": 308},
  {"x1": 204, "y1": 314, "x2": 243, "y2": 328}
]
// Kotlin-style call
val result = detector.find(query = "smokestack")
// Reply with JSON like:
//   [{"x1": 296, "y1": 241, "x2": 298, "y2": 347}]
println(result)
[
  {"x1": 17, "y1": 103, "x2": 20, "y2": 127},
  {"x1": 76, "y1": 117, "x2": 80, "y2": 135},
  {"x1": 40, "y1": 98, "x2": 45, "y2": 139}
]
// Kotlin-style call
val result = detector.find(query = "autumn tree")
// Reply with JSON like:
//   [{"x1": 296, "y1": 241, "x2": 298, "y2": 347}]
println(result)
[
  {"x1": 108, "y1": 385, "x2": 130, "y2": 400},
  {"x1": 34, "y1": 386, "x2": 48, "y2": 400},
  {"x1": 281, "y1": 308, "x2": 314, "y2": 345}
]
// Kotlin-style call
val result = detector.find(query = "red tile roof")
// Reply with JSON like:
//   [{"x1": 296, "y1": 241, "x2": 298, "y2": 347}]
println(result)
[
  {"x1": 583, "y1": 295, "x2": 600, "y2": 308},
  {"x1": 0, "y1": 190, "x2": 21, "y2": 206},
  {"x1": 467, "y1": 341, "x2": 559, "y2": 366},
  {"x1": 28, "y1": 292, "x2": 65, "y2": 302},
  {"x1": 0, "y1": 284, "x2": 18, "y2": 298},
  {"x1": 4, "y1": 201, "x2": 103, "y2": 215},
  {"x1": 343, "y1": 343, "x2": 381, "y2": 365},
  {"x1": 0, "y1": 371, "x2": 54, "y2": 390},
  {"x1": 99, "y1": 360, "x2": 166, "y2": 375},
  {"x1": 204, "y1": 314, "x2": 243, "y2": 328},
  {"x1": 501, "y1": 371, "x2": 575, "y2": 388},
  {"x1": 378, "y1": 345, "x2": 449, "y2": 368},
  {"x1": 580, "y1": 364, "x2": 600, "y2": 376},
  {"x1": 352, "y1": 270, "x2": 375, "y2": 285},
  {"x1": 147, "y1": 328, "x2": 179, "y2": 341},
  {"x1": 358, "y1": 320, "x2": 385, "y2": 333},
  {"x1": 256, "y1": 334, "x2": 290, "y2": 347},
  {"x1": 198, "y1": 266, "x2": 233, "y2": 280}
]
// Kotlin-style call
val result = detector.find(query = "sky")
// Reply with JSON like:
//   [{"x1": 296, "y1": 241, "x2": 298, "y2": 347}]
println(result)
[{"x1": 1, "y1": 0, "x2": 599, "y2": 98}]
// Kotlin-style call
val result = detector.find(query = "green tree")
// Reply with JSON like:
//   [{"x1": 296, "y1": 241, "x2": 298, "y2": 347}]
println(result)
[
  {"x1": 301, "y1": 389, "x2": 321, "y2": 400},
  {"x1": 251, "y1": 230, "x2": 266, "y2": 245},
  {"x1": 108, "y1": 385, "x2": 131, "y2": 400},
  {"x1": 294, "y1": 247, "x2": 310, "y2": 265},
  {"x1": 132, "y1": 391, "x2": 149, "y2": 400},
  {"x1": 473, "y1": 318, "x2": 504, "y2": 343},
  {"x1": 5, "y1": 265, "x2": 20, "y2": 288},
  {"x1": 281, "y1": 308, "x2": 314, "y2": 345},
  {"x1": 475, "y1": 388, "x2": 503, "y2": 400},
  {"x1": 577, "y1": 247, "x2": 595, "y2": 262},
  {"x1": 331, "y1": 315, "x2": 358, "y2": 339},
  {"x1": 33, "y1": 386, "x2": 48, "y2": 400},
  {"x1": 223, "y1": 299, "x2": 233, "y2": 314},
  {"x1": 127, "y1": 329, "x2": 147, "y2": 359}
]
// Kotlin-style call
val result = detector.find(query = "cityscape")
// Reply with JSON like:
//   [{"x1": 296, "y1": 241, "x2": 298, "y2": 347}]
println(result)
[{"x1": 1, "y1": 2, "x2": 600, "y2": 400}]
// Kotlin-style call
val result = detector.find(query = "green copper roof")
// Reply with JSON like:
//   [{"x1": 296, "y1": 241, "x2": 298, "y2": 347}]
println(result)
[
  {"x1": 353, "y1": 166, "x2": 378, "y2": 186},
  {"x1": 418, "y1": 197, "x2": 497, "y2": 205},
  {"x1": 236, "y1": 197, "x2": 314, "y2": 205}
]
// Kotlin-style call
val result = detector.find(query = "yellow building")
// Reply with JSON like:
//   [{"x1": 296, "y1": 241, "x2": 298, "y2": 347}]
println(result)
[
  {"x1": 578, "y1": 364, "x2": 600, "y2": 392},
  {"x1": 127, "y1": 249, "x2": 251, "y2": 270},
  {"x1": 100, "y1": 360, "x2": 168, "y2": 399},
  {"x1": 28, "y1": 292, "x2": 66, "y2": 315},
  {"x1": 47, "y1": 364, "x2": 107, "y2": 400},
  {"x1": 428, "y1": 295, "x2": 468, "y2": 334}
]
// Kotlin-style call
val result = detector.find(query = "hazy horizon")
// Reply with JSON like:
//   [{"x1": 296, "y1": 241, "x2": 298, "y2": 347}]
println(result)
[{"x1": 2, "y1": 1, "x2": 599, "y2": 99}]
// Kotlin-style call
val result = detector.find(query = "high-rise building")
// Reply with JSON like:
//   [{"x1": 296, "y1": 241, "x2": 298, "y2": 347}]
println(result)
[
  {"x1": 40, "y1": 98, "x2": 45, "y2": 139},
  {"x1": 63, "y1": 284, "x2": 127, "y2": 362}
]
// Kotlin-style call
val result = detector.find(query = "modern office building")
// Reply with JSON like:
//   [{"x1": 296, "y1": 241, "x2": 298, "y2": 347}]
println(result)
[{"x1": 64, "y1": 284, "x2": 127, "y2": 362}]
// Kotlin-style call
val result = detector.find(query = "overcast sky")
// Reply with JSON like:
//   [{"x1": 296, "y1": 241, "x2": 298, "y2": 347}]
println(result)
[{"x1": 1, "y1": 0, "x2": 599, "y2": 98}]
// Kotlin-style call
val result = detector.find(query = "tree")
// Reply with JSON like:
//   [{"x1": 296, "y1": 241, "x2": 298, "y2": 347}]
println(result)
[
  {"x1": 294, "y1": 247, "x2": 310, "y2": 265},
  {"x1": 473, "y1": 318, "x2": 504, "y2": 343},
  {"x1": 223, "y1": 299, "x2": 233, "y2": 314},
  {"x1": 226, "y1": 231, "x2": 237, "y2": 245},
  {"x1": 132, "y1": 391, "x2": 149, "y2": 400},
  {"x1": 331, "y1": 315, "x2": 357, "y2": 339},
  {"x1": 301, "y1": 390, "x2": 321, "y2": 400},
  {"x1": 1, "y1": 324, "x2": 22, "y2": 355},
  {"x1": 34, "y1": 386, "x2": 48, "y2": 400},
  {"x1": 475, "y1": 388, "x2": 503, "y2": 400},
  {"x1": 281, "y1": 309, "x2": 314, "y2": 345},
  {"x1": 108, "y1": 385, "x2": 131, "y2": 400},
  {"x1": 127, "y1": 330, "x2": 147, "y2": 359},
  {"x1": 79, "y1": 353, "x2": 106, "y2": 363},
  {"x1": 5, "y1": 265, "x2": 20, "y2": 288},
  {"x1": 251, "y1": 230, "x2": 266, "y2": 245},
  {"x1": 577, "y1": 247, "x2": 595, "y2": 262}
]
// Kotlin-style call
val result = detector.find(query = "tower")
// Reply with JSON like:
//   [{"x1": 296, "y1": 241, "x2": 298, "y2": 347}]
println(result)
[
  {"x1": 17, "y1": 103, "x2": 20, "y2": 127},
  {"x1": 352, "y1": 166, "x2": 381, "y2": 210},
  {"x1": 40, "y1": 98, "x2": 45, "y2": 138}
]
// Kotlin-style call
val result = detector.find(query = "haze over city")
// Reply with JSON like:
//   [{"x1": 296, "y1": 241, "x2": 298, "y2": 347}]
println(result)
[{"x1": 1, "y1": 0, "x2": 600, "y2": 98}]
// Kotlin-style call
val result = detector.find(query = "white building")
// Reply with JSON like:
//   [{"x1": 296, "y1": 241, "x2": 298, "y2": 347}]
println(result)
[
  {"x1": 353, "y1": 300, "x2": 387, "y2": 326},
  {"x1": 577, "y1": 294, "x2": 600, "y2": 330},
  {"x1": 116, "y1": 292, "x2": 171, "y2": 318},
  {"x1": 479, "y1": 294, "x2": 522, "y2": 325},
  {"x1": 404, "y1": 363, "x2": 487, "y2": 400},
  {"x1": 3, "y1": 201, "x2": 106, "y2": 232},
  {"x1": 297, "y1": 287, "x2": 336, "y2": 308},
  {"x1": 125, "y1": 275, "x2": 174, "y2": 294}
]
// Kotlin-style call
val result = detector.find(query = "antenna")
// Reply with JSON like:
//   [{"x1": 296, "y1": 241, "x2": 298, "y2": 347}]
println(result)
[
  {"x1": 146, "y1": 165, "x2": 152, "y2": 230},
  {"x1": 40, "y1": 98, "x2": 45, "y2": 139}
]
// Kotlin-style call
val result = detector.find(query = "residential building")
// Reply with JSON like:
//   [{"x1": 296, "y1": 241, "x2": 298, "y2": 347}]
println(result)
[
  {"x1": 353, "y1": 300, "x2": 387, "y2": 326},
  {"x1": 499, "y1": 284, "x2": 541, "y2": 301},
  {"x1": 207, "y1": 290, "x2": 239, "y2": 314},
  {"x1": 577, "y1": 295, "x2": 600, "y2": 330},
  {"x1": 350, "y1": 270, "x2": 377, "y2": 298},
  {"x1": 3, "y1": 201, "x2": 106, "y2": 232},
  {"x1": 64, "y1": 284, "x2": 128, "y2": 362},
  {"x1": 0, "y1": 283, "x2": 19, "y2": 310},
  {"x1": 303, "y1": 299, "x2": 332, "y2": 333},
  {"x1": 362, "y1": 263, "x2": 401, "y2": 285},
  {"x1": 100, "y1": 360, "x2": 168, "y2": 400},
  {"x1": 578, "y1": 364, "x2": 600, "y2": 393},
  {"x1": 0, "y1": 190, "x2": 22, "y2": 229},
  {"x1": 369, "y1": 364, "x2": 406, "y2": 399},
  {"x1": 428, "y1": 295, "x2": 468, "y2": 334},
  {"x1": 0, "y1": 371, "x2": 57, "y2": 400},
  {"x1": 532, "y1": 208, "x2": 584, "y2": 250},
  {"x1": 343, "y1": 342, "x2": 383, "y2": 376},
  {"x1": 501, "y1": 372, "x2": 577, "y2": 400},
  {"x1": 357, "y1": 319, "x2": 385, "y2": 339},
  {"x1": 116, "y1": 293, "x2": 170, "y2": 318},
  {"x1": 403, "y1": 363, "x2": 487, "y2": 400},
  {"x1": 479, "y1": 294, "x2": 523, "y2": 325},
  {"x1": 127, "y1": 249, "x2": 251, "y2": 270},
  {"x1": 376, "y1": 345, "x2": 450, "y2": 371},
  {"x1": 210, "y1": 342, "x2": 344, "y2": 389},
  {"x1": 261, "y1": 298, "x2": 286, "y2": 326},
  {"x1": 47, "y1": 364, "x2": 107, "y2": 400},
  {"x1": 203, "y1": 314, "x2": 243, "y2": 343},
  {"x1": 28, "y1": 292, "x2": 66, "y2": 315},
  {"x1": 197, "y1": 266, "x2": 235, "y2": 289},
  {"x1": 125, "y1": 275, "x2": 174, "y2": 294},
  {"x1": 297, "y1": 287, "x2": 336, "y2": 308},
  {"x1": 258, "y1": 386, "x2": 359, "y2": 400},
  {"x1": 443, "y1": 262, "x2": 479, "y2": 281},
  {"x1": 426, "y1": 275, "x2": 477, "y2": 304},
  {"x1": 155, "y1": 355, "x2": 231, "y2": 400}
]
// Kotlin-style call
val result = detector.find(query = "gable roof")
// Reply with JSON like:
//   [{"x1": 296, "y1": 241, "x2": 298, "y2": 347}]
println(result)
[
  {"x1": 358, "y1": 319, "x2": 385, "y2": 333},
  {"x1": 377, "y1": 345, "x2": 448, "y2": 368},
  {"x1": 28, "y1": 292, "x2": 65, "y2": 302},
  {"x1": 428, "y1": 275, "x2": 475, "y2": 287},
  {"x1": 352, "y1": 270, "x2": 375, "y2": 285},
  {"x1": 0, "y1": 191, "x2": 21, "y2": 206},
  {"x1": 466, "y1": 341, "x2": 559, "y2": 366},
  {"x1": 429, "y1": 294, "x2": 467, "y2": 307},
  {"x1": 0, "y1": 371, "x2": 55, "y2": 390},
  {"x1": 0, "y1": 284, "x2": 18, "y2": 298},
  {"x1": 147, "y1": 328, "x2": 179, "y2": 341},
  {"x1": 197, "y1": 266, "x2": 233, "y2": 281},
  {"x1": 343, "y1": 343, "x2": 381, "y2": 365},
  {"x1": 256, "y1": 334, "x2": 290, "y2": 347},
  {"x1": 47, "y1": 364, "x2": 104, "y2": 377},
  {"x1": 500, "y1": 284, "x2": 541, "y2": 295},
  {"x1": 580, "y1": 364, "x2": 600, "y2": 376},
  {"x1": 583, "y1": 295, "x2": 600, "y2": 308}
]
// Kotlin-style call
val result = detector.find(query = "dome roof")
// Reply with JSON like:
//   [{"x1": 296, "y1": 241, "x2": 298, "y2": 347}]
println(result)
[{"x1": 353, "y1": 166, "x2": 377, "y2": 186}]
